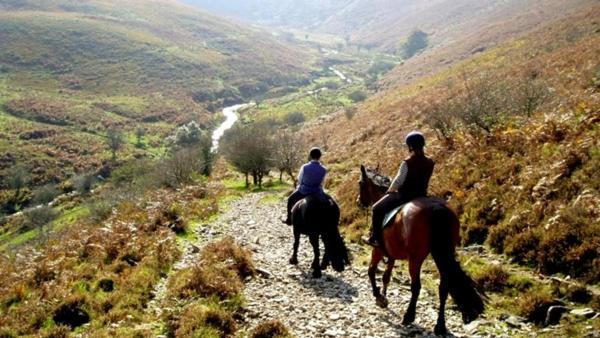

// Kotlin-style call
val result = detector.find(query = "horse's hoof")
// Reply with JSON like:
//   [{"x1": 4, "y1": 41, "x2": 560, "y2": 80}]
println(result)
[
  {"x1": 434, "y1": 324, "x2": 448, "y2": 336},
  {"x1": 289, "y1": 257, "x2": 298, "y2": 265},
  {"x1": 402, "y1": 313, "x2": 415, "y2": 325},
  {"x1": 375, "y1": 295, "x2": 389, "y2": 308},
  {"x1": 312, "y1": 270, "x2": 322, "y2": 278}
]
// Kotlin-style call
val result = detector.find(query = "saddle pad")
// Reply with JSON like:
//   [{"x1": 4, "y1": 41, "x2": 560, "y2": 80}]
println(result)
[{"x1": 383, "y1": 205, "x2": 405, "y2": 229}]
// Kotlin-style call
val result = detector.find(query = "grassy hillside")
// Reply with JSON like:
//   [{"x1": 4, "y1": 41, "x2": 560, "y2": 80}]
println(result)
[
  {"x1": 304, "y1": 6, "x2": 600, "y2": 285},
  {"x1": 0, "y1": 0, "x2": 312, "y2": 193}
]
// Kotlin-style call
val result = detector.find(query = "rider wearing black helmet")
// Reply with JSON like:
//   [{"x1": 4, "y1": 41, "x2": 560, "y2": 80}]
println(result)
[
  {"x1": 284, "y1": 147, "x2": 328, "y2": 225},
  {"x1": 367, "y1": 131, "x2": 434, "y2": 247}
]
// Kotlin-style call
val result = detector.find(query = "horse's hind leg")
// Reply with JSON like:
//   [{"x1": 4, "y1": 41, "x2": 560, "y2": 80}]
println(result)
[
  {"x1": 368, "y1": 249, "x2": 388, "y2": 308},
  {"x1": 382, "y1": 259, "x2": 395, "y2": 297},
  {"x1": 402, "y1": 256, "x2": 424, "y2": 325},
  {"x1": 309, "y1": 235, "x2": 321, "y2": 278},
  {"x1": 289, "y1": 229, "x2": 300, "y2": 265},
  {"x1": 434, "y1": 276, "x2": 449, "y2": 335},
  {"x1": 320, "y1": 249, "x2": 330, "y2": 270}
]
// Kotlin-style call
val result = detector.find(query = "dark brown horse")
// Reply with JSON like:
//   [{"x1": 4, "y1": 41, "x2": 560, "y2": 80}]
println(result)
[
  {"x1": 290, "y1": 194, "x2": 350, "y2": 278},
  {"x1": 357, "y1": 165, "x2": 484, "y2": 335}
]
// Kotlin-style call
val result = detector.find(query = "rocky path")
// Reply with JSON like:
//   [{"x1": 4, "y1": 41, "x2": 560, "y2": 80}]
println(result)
[{"x1": 153, "y1": 192, "x2": 538, "y2": 337}]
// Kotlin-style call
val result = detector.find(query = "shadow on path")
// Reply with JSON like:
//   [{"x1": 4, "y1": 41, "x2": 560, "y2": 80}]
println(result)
[{"x1": 291, "y1": 270, "x2": 359, "y2": 303}]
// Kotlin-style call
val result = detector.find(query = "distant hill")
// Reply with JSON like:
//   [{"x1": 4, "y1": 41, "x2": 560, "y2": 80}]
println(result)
[
  {"x1": 0, "y1": 0, "x2": 311, "y2": 187},
  {"x1": 184, "y1": 0, "x2": 596, "y2": 54}
]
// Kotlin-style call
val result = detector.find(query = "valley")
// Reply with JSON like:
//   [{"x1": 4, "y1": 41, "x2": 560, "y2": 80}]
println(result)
[{"x1": 0, "y1": 0, "x2": 598, "y2": 337}]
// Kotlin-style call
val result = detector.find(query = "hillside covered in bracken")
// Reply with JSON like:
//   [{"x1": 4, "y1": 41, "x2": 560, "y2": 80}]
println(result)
[{"x1": 306, "y1": 5, "x2": 599, "y2": 286}]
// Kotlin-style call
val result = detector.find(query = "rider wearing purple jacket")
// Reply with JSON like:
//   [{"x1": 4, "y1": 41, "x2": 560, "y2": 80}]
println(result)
[{"x1": 284, "y1": 148, "x2": 327, "y2": 225}]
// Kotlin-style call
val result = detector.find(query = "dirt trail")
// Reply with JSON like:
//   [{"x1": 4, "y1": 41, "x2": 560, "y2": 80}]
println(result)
[{"x1": 151, "y1": 192, "x2": 537, "y2": 337}]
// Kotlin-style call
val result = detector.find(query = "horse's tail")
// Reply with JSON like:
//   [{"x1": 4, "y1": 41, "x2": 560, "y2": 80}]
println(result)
[
  {"x1": 322, "y1": 198, "x2": 351, "y2": 271},
  {"x1": 430, "y1": 205, "x2": 485, "y2": 324}
]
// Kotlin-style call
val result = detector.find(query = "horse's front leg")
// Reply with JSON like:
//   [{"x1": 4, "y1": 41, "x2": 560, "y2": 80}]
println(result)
[
  {"x1": 368, "y1": 248, "x2": 388, "y2": 308},
  {"x1": 381, "y1": 259, "x2": 396, "y2": 297},
  {"x1": 402, "y1": 256, "x2": 424, "y2": 325},
  {"x1": 289, "y1": 228, "x2": 300, "y2": 265},
  {"x1": 309, "y1": 234, "x2": 321, "y2": 278}
]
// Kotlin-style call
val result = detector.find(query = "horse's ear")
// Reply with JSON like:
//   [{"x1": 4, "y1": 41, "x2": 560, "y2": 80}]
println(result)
[{"x1": 360, "y1": 165, "x2": 368, "y2": 179}]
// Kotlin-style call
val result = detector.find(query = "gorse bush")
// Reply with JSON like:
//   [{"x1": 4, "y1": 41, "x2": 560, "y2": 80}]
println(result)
[{"x1": 250, "y1": 320, "x2": 291, "y2": 338}]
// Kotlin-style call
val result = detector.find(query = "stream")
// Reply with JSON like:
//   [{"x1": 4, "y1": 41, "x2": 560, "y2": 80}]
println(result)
[{"x1": 211, "y1": 103, "x2": 252, "y2": 152}]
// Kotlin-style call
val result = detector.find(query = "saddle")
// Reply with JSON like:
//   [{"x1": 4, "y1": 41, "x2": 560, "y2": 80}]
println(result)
[{"x1": 382, "y1": 204, "x2": 407, "y2": 229}]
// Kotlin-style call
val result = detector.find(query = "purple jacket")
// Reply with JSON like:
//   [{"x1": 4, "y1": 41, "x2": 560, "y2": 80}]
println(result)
[{"x1": 298, "y1": 161, "x2": 327, "y2": 195}]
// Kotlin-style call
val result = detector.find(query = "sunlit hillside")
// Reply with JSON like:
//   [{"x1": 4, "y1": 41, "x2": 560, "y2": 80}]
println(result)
[
  {"x1": 303, "y1": 5, "x2": 600, "y2": 320},
  {"x1": 0, "y1": 0, "x2": 311, "y2": 187}
]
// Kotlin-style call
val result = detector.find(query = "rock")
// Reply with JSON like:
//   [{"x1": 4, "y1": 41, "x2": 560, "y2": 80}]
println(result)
[
  {"x1": 256, "y1": 267, "x2": 273, "y2": 278},
  {"x1": 503, "y1": 315, "x2": 525, "y2": 328},
  {"x1": 190, "y1": 244, "x2": 200, "y2": 253},
  {"x1": 329, "y1": 313, "x2": 340, "y2": 321},
  {"x1": 570, "y1": 308, "x2": 595, "y2": 318},
  {"x1": 545, "y1": 305, "x2": 569, "y2": 326}
]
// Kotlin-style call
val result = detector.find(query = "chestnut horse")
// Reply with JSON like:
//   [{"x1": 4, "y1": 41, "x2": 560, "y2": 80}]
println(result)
[{"x1": 357, "y1": 165, "x2": 484, "y2": 335}]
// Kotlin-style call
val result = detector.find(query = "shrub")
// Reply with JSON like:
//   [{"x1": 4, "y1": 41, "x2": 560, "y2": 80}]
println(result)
[
  {"x1": 505, "y1": 229, "x2": 540, "y2": 265},
  {"x1": 349, "y1": 90, "x2": 367, "y2": 103},
  {"x1": 517, "y1": 290, "x2": 559, "y2": 324},
  {"x1": 73, "y1": 174, "x2": 95, "y2": 196},
  {"x1": 32, "y1": 184, "x2": 61, "y2": 205},
  {"x1": 473, "y1": 265, "x2": 510, "y2": 292},
  {"x1": 106, "y1": 128, "x2": 124, "y2": 160},
  {"x1": 284, "y1": 111, "x2": 305, "y2": 126},
  {"x1": 161, "y1": 148, "x2": 205, "y2": 187},
  {"x1": 344, "y1": 106, "x2": 357, "y2": 120},
  {"x1": 87, "y1": 199, "x2": 115, "y2": 222},
  {"x1": 250, "y1": 320, "x2": 291, "y2": 338},
  {"x1": 170, "y1": 238, "x2": 254, "y2": 300},
  {"x1": 21, "y1": 206, "x2": 59, "y2": 233},
  {"x1": 174, "y1": 303, "x2": 236, "y2": 338},
  {"x1": 400, "y1": 30, "x2": 428, "y2": 59}
]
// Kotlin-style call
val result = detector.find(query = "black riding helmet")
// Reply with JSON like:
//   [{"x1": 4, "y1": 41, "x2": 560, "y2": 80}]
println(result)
[
  {"x1": 405, "y1": 131, "x2": 425, "y2": 150},
  {"x1": 309, "y1": 147, "x2": 322, "y2": 160}
]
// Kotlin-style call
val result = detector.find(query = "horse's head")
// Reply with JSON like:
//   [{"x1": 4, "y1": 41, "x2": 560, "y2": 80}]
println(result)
[{"x1": 357, "y1": 165, "x2": 390, "y2": 209}]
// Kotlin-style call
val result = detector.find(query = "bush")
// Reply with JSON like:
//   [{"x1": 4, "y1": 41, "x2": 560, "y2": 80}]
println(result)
[
  {"x1": 161, "y1": 148, "x2": 205, "y2": 187},
  {"x1": 21, "y1": 206, "x2": 59, "y2": 233},
  {"x1": 32, "y1": 184, "x2": 61, "y2": 205},
  {"x1": 284, "y1": 111, "x2": 305, "y2": 126},
  {"x1": 505, "y1": 229, "x2": 540, "y2": 265},
  {"x1": 400, "y1": 30, "x2": 428, "y2": 59},
  {"x1": 344, "y1": 106, "x2": 357, "y2": 120},
  {"x1": 250, "y1": 320, "x2": 291, "y2": 338},
  {"x1": 473, "y1": 265, "x2": 510, "y2": 292},
  {"x1": 349, "y1": 90, "x2": 367, "y2": 103},
  {"x1": 517, "y1": 290, "x2": 559, "y2": 324},
  {"x1": 170, "y1": 238, "x2": 254, "y2": 300},
  {"x1": 73, "y1": 174, "x2": 95, "y2": 195},
  {"x1": 174, "y1": 303, "x2": 236, "y2": 338}
]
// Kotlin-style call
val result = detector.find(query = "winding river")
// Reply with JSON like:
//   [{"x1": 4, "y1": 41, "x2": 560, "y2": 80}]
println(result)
[{"x1": 211, "y1": 103, "x2": 252, "y2": 152}]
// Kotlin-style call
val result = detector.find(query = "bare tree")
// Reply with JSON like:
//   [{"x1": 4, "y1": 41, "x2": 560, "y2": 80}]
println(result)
[
  {"x1": 135, "y1": 127, "x2": 146, "y2": 148},
  {"x1": 107, "y1": 128, "x2": 124, "y2": 160},
  {"x1": 272, "y1": 130, "x2": 304, "y2": 187},
  {"x1": 221, "y1": 123, "x2": 274, "y2": 189}
]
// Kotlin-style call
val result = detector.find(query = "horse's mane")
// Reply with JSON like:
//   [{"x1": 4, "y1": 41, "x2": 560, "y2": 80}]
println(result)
[{"x1": 365, "y1": 167, "x2": 391, "y2": 192}]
